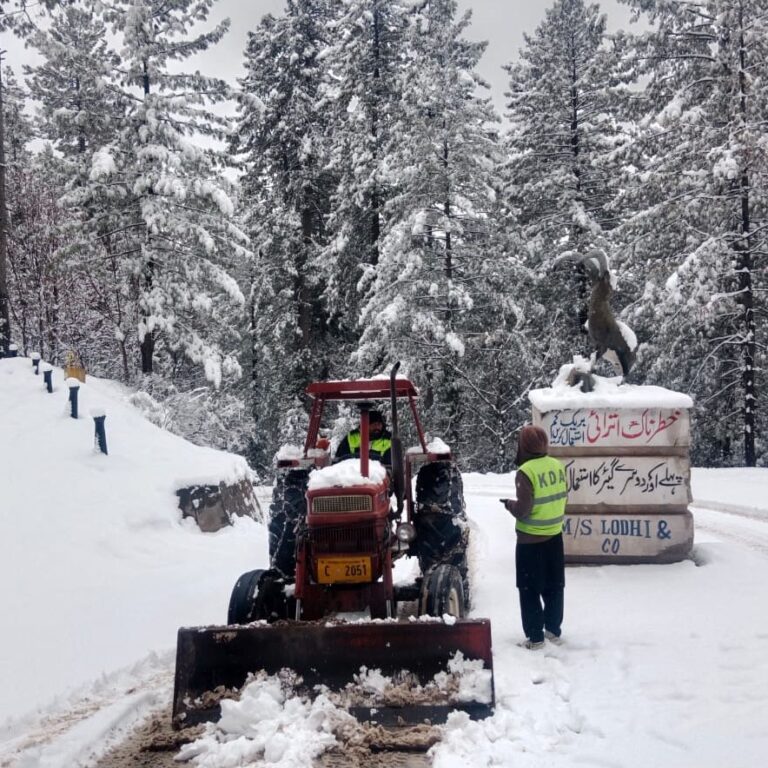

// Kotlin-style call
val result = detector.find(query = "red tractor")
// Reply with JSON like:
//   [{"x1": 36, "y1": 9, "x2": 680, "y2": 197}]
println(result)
[
  {"x1": 233, "y1": 366, "x2": 471, "y2": 623},
  {"x1": 172, "y1": 365, "x2": 493, "y2": 728}
]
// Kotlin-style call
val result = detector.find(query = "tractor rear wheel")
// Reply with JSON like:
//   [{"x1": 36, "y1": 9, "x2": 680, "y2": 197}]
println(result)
[
  {"x1": 420, "y1": 564, "x2": 467, "y2": 618},
  {"x1": 268, "y1": 468, "x2": 310, "y2": 580},
  {"x1": 414, "y1": 461, "x2": 470, "y2": 606}
]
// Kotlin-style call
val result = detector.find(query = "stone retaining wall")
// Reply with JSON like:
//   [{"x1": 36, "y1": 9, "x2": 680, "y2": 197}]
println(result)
[{"x1": 176, "y1": 479, "x2": 263, "y2": 532}]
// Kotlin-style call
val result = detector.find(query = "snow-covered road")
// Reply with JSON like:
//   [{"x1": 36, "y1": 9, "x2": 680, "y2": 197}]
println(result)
[
  {"x1": 3, "y1": 477, "x2": 768, "y2": 768},
  {"x1": 2, "y1": 358, "x2": 766, "y2": 768}
]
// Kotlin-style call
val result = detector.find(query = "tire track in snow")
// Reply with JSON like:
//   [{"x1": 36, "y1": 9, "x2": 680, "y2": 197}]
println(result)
[
  {"x1": 0, "y1": 658, "x2": 173, "y2": 768},
  {"x1": 691, "y1": 505, "x2": 768, "y2": 556}
]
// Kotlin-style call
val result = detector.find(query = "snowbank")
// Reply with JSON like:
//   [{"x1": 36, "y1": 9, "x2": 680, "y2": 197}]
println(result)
[{"x1": 0, "y1": 357, "x2": 264, "y2": 721}]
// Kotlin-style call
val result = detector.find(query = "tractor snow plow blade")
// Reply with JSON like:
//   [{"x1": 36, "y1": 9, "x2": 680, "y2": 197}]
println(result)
[{"x1": 172, "y1": 619, "x2": 494, "y2": 729}]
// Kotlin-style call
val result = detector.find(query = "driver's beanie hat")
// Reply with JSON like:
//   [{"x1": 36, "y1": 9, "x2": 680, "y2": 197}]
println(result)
[{"x1": 369, "y1": 410, "x2": 385, "y2": 426}]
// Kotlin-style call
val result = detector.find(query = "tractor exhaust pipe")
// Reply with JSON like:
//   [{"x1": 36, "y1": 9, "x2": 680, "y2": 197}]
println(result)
[
  {"x1": 390, "y1": 362, "x2": 405, "y2": 516},
  {"x1": 359, "y1": 403, "x2": 370, "y2": 478}
]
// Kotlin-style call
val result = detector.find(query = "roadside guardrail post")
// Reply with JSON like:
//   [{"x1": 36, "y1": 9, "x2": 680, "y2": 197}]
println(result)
[
  {"x1": 41, "y1": 362, "x2": 53, "y2": 393},
  {"x1": 92, "y1": 409, "x2": 108, "y2": 455},
  {"x1": 67, "y1": 378, "x2": 80, "y2": 419}
]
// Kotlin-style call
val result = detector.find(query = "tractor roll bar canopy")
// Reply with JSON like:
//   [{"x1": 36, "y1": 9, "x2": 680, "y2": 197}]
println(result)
[
  {"x1": 306, "y1": 379, "x2": 418, "y2": 401},
  {"x1": 303, "y1": 378, "x2": 427, "y2": 454}
]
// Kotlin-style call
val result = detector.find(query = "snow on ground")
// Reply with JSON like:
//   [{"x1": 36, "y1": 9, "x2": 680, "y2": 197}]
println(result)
[
  {"x1": 0, "y1": 358, "x2": 264, "y2": 726},
  {"x1": 2, "y1": 356, "x2": 768, "y2": 767}
]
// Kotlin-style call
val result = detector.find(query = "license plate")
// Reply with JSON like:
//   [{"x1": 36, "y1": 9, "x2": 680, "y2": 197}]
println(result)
[{"x1": 317, "y1": 557, "x2": 371, "y2": 584}]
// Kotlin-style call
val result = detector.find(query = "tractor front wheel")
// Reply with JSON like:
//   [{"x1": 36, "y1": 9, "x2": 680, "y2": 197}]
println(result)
[
  {"x1": 228, "y1": 569, "x2": 264, "y2": 625},
  {"x1": 419, "y1": 564, "x2": 467, "y2": 619},
  {"x1": 227, "y1": 569, "x2": 287, "y2": 624}
]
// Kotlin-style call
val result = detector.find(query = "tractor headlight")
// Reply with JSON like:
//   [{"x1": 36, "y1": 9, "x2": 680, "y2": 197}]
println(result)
[{"x1": 395, "y1": 522, "x2": 416, "y2": 543}]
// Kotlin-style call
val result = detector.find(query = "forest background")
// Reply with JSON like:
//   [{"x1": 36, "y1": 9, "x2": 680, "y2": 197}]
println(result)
[{"x1": 0, "y1": 0, "x2": 765, "y2": 476}]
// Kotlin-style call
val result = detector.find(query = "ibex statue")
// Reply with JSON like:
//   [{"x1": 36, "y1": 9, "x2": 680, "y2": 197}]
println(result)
[{"x1": 555, "y1": 249, "x2": 637, "y2": 386}]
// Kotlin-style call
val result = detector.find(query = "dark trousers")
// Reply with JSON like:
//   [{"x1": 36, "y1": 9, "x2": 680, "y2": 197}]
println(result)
[{"x1": 516, "y1": 533, "x2": 565, "y2": 643}]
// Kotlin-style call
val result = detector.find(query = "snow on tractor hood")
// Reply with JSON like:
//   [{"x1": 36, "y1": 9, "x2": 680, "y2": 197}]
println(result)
[{"x1": 307, "y1": 458, "x2": 388, "y2": 490}]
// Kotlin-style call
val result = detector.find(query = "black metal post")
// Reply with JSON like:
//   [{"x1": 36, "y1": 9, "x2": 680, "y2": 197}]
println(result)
[
  {"x1": 67, "y1": 380, "x2": 80, "y2": 419},
  {"x1": 41, "y1": 363, "x2": 53, "y2": 393},
  {"x1": 31, "y1": 352, "x2": 40, "y2": 374},
  {"x1": 93, "y1": 413, "x2": 108, "y2": 455},
  {"x1": 7, "y1": 343, "x2": 17, "y2": 358}
]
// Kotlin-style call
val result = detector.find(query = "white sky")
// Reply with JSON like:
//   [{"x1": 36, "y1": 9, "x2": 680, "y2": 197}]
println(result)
[
  {"x1": 1, "y1": 0, "x2": 642, "y2": 116},
  {"x1": 195, "y1": 0, "x2": 640, "y2": 114}
]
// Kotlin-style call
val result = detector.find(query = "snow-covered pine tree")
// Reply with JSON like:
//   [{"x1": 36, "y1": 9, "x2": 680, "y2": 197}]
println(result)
[
  {"x1": 26, "y1": 5, "x2": 120, "y2": 162},
  {"x1": 234, "y1": 0, "x2": 335, "y2": 471},
  {"x1": 0, "y1": 0, "x2": 63, "y2": 356},
  {"x1": 2, "y1": 64, "x2": 34, "y2": 356},
  {"x1": 0, "y1": 63, "x2": 29, "y2": 354},
  {"x1": 354, "y1": 0, "x2": 505, "y2": 457},
  {"x1": 0, "y1": 0, "x2": 58, "y2": 34},
  {"x1": 87, "y1": 0, "x2": 250, "y2": 387},
  {"x1": 24, "y1": 4, "x2": 137, "y2": 377},
  {"x1": 457, "y1": 183, "x2": 545, "y2": 471},
  {"x1": 319, "y1": 0, "x2": 408, "y2": 361},
  {"x1": 5, "y1": 149, "x2": 78, "y2": 363},
  {"x1": 617, "y1": 0, "x2": 768, "y2": 466},
  {"x1": 503, "y1": 0, "x2": 631, "y2": 375},
  {"x1": 2, "y1": 62, "x2": 98, "y2": 367},
  {"x1": 0, "y1": 65, "x2": 30, "y2": 166}
]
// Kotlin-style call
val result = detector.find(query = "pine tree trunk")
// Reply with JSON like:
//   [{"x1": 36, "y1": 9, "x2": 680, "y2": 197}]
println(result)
[
  {"x1": 140, "y1": 320, "x2": 154, "y2": 374},
  {"x1": 568, "y1": 37, "x2": 589, "y2": 335},
  {"x1": 369, "y1": 4, "x2": 381, "y2": 267},
  {"x1": 248, "y1": 266, "x2": 260, "y2": 468},
  {"x1": 442, "y1": 137, "x2": 461, "y2": 447},
  {"x1": 0, "y1": 61, "x2": 12, "y2": 356},
  {"x1": 737, "y1": 174, "x2": 754, "y2": 466},
  {"x1": 297, "y1": 207, "x2": 314, "y2": 351},
  {"x1": 140, "y1": 59, "x2": 155, "y2": 375},
  {"x1": 119, "y1": 339, "x2": 130, "y2": 383},
  {"x1": 48, "y1": 281, "x2": 59, "y2": 363},
  {"x1": 737, "y1": 20, "x2": 755, "y2": 466}
]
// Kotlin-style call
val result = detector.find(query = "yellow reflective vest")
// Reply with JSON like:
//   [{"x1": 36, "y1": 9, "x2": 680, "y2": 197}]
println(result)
[
  {"x1": 346, "y1": 430, "x2": 392, "y2": 458},
  {"x1": 516, "y1": 455, "x2": 568, "y2": 537}
]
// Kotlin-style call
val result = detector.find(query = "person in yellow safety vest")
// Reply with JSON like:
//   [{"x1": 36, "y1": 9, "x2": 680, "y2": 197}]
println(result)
[
  {"x1": 335, "y1": 410, "x2": 393, "y2": 465},
  {"x1": 501, "y1": 425, "x2": 567, "y2": 650}
]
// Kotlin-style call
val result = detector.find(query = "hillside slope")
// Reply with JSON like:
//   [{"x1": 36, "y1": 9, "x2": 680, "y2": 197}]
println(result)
[{"x1": 0, "y1": 358, "x2": 268, "y2": 721}]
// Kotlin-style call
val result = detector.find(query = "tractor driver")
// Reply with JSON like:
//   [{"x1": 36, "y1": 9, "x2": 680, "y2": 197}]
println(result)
[{"x1": 335, "y1": 410, "x2": 393, "y2": 466}]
